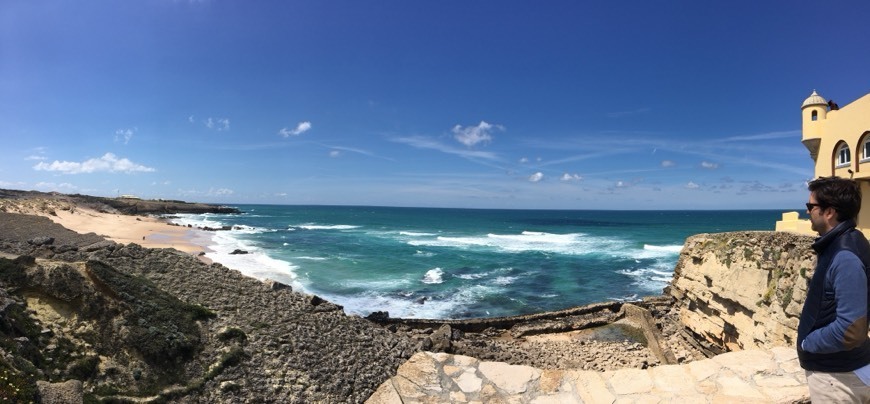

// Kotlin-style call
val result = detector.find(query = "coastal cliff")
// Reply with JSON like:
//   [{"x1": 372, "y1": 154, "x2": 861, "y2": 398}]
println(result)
[
  {"x1": 0, "y1": 189, "x2": 240, "y2": 215},
  {"x1": 0, "y1": 197, "x2": 815, "y2": 402},
  {"x1": 667, "y1": 231, "x2": 815, "y2": 353}
]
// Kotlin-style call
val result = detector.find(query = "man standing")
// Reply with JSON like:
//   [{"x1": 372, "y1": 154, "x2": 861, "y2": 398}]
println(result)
[{"x1": 799, "y1": 176, "x2": 870, "y2": 402}]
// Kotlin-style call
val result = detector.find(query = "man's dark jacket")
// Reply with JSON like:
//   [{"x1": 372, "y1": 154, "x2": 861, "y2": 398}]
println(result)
[{"x1": 797, "y1": 219, "x2": 870, "y2": 371}]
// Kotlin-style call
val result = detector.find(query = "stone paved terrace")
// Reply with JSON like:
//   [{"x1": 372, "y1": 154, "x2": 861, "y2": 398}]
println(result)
[{"x1": 367, "y1": 347, "x2": 809, "y2": 403}]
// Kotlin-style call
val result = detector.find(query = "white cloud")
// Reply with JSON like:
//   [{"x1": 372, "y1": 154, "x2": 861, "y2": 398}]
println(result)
[
  {"x1": 560, "y1": 173, "x2": 583, "y2": 181},
  {"x1": 452, "y1": 121, "x2": 502, "y2": 147},
  {"x1": 686, "y1": 181, "x2": 700, "y2": 189},
  {"x1": 391, "y1": 136, "x2": 499, "y2": 160},
  {"x1": 188, "y1": 115, "x2": 195, "y2": 123},
  {"x1": 329, "y1": 150, "x2": 341, "y2": 158},
  {"x1": 0, "y1": 180, "x2": 26, "y2": 187},
  {"x1": 209, "y1": 187, "x2": 234, "y2": 196},
  {"x1": 616, "y1": 181, "x2": 629, "y2": 188},
  {"x1": 33, "y1": 182, "x2": 78, "y2": 192},
  {"x1": 701, "y1": 161, "x2": 719, "y2": 169},
  {"x1": 519, "y1": 157, "x2": 529, "y2": 164},
  {"x1": 114, "y1": 128, "x2": 135, "y2": 144},
  {"x1": 661, "y1": 160, "x2": 675, "y2": 167},
  {"x1": 529, "y1": 172, "x2": 544, "y2": 182},
  {"x1": 279, "y1": 121, "x2": 312, "y2": 137},
  {"x1": 25, "y1": 155, "x2": 46, "y2": 161},
  {"x1": 33, "y1": 153, "x2": 156, "y2": 174},
  {"x1": 719, "y1": 130, "x2": 799, "y2": 142},
  {"x1": 205, "y1": 117, "x2": 230, "y2": 131}
]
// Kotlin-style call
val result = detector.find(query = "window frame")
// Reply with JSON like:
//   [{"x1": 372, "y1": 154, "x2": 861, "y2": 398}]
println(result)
[
  {"x1": 836, "y1": 143, "x2": 851, "y2": 168},
  {"x1": 862, "y1": 136, "x2": 870, "y2": 163}
]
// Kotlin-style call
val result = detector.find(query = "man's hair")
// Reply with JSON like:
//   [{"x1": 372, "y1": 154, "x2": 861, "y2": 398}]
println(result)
[{"x1": 808, "y1": 176, "x2": 862, "y2": 221}]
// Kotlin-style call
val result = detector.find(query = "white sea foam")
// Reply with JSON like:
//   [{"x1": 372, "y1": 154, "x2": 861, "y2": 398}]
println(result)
[
  {"x1": 455, "y1": 273, "x2": 486, "y2": 280},
  {"x1": 195, "y1": 226, "x2": 305, "y2": 291},
  {"x1": 422, "y1": 268, "x2": 444, "y2": 284},
  {"x1": 413, "y1": 250, "x2": 435, "y2": 257},
  {"x1": 643, "y1": 244, "x2": 683, "y2": 253},
  {"x1": 315, "y1": 283, "x2": 502, "y2": 319},
  {"x1": 492, "y1": 276, "x2": 517, "y2": 286},
  {"x1": 295, "y1": 256, "x2": 328, "y2": 261},
  {"x1": 616, "y1": 244, "x2": 684, "y2": 261},
  {"x1": 400, "y1": 231, "x2": 437, "y2": 237},
  {"x1": 291, "y1": 223, "x2": 360, "y2": 230},
  {"x1": 406, "y1": 230, "x2": 627, "y2": 256},
  {"x1": 618, "y1": 262, "x2": 675, "y2": 293}
]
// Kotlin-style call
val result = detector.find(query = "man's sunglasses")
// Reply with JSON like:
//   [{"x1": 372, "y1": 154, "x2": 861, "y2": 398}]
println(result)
[{"x1": 806, "y1": 203, "x2": 825, "y2": 211}]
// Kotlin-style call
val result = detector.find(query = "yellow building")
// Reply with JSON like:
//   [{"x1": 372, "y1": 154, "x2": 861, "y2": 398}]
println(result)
[{"x1": 776, "y1": 90, "x2": 870, "y2": 235}]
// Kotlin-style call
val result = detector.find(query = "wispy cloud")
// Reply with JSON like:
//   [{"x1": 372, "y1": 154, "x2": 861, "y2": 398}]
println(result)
[
  {"x1": 24, "y1": 146, "x2": 48, "y2": 161},
  {"x1": 33, "y1": 182, "x2": 78, "y2": 192},
  {"x1": 0, "y1": 180, "x2": 27, "y2": 187},
  {"x1": 700, "y1": 161, "x2": 719, "y2": 169},
  {"x1": 560, "y1": 173, "x2": 583, "y2": 181},
  {"x1": 528, "y1": 172, "x2": 544, "y2": 182},
  {"x1": 686, "y1": 181, "x2": 700, "y2": 189},
  {"x1": 392, "y1": 136, "x2": 499, "y2": 160},
  {"x1": 452, "y1": 121, "x2": 503, "y2": 147},
  {"x1": 203, "y1": 117, "x2": 230, "y2": 131},
  {"x1": 607, "y1": 107, "x2": 651, "y2": 118},
  {"x1": 114, "y1": 128, "x2": 136, "y2": 144},
  {"x1": 280, "y1": 121, "x2": 312, "y2": 137},
  {"x1": 33, "y1": 153, "x2": 156, "y2": 174},
  {"x1": 176, "y1": 187, "x2": 235, "y2": 197},
  {"x1": 322, "y1": 145, "x2": 395, "y2": 161},
  {"x1": 661, "y1": 160, "x2": 675, "y2": 167},
  {"x1": 718, "y1": 130, "x2": 800, "y2": 142}
]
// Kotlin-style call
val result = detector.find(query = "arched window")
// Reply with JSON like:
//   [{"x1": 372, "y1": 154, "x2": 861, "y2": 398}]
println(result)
[
  {"x1": 861, "y1": 133, "x2": 870, "y2": 163},
  {"x1": 812, "y1": 110, "x2": 818, "y2": 121},
  {"x1": 837, "y1": 143, "x2": 851, "y2": 167}
]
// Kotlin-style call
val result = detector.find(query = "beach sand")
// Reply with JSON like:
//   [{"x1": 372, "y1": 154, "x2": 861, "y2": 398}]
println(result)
[{"x1": 50, "y1": 207, "x2": 209, "y2": 254}]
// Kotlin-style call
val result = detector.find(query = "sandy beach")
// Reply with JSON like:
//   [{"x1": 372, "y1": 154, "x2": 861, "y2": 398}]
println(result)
[
  {"x1": 51, "y1": 207, "x2": 209, "y2": 255},
  {"x1": 0, "y1": 197, "x2": 210, "y2": 257}
]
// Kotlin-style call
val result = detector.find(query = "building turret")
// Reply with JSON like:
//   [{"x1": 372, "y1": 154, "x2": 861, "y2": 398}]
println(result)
[{"x1": 801, "y1": 90, "x2": 827, "y2": 161}]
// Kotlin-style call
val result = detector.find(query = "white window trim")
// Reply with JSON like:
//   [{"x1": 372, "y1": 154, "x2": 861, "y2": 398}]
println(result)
[
  {"x1": 862, "y1": 139, "x2": 870, "y2": 163},
  {"x1": 836, "y1": 144, "x2": 851, "y2": 168}
]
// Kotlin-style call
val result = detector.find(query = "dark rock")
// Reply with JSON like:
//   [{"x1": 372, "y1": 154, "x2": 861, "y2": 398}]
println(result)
[
  {"x1": 430, "y1": 324, "x2": 453, "y2": 353},
  {"x1": 229, "y1": 249, "x2": 249, "y2": 255},
  {"x1": 82, "y1": 240, "x2": 116, "y2": 252},
  {"x1": 366, "y1": 311, "x2": 390, "y2": 322},
  {"x1": 28, "y1": 236, "x2": 54, "y2": 246},
  {"x1": 309, "y1": 295, "x2": 327, "y2": 306},
  {"x1": 264, "y1": 280, "x2": 291, "y2": 291},
  {"x1": 55, "y1": 244, "x2": 78, "y2": 253}
]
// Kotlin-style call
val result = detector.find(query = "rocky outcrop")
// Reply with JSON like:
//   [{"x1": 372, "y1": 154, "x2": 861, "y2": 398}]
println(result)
[
  {"x1": 666, "y1": 231, "x2": 816, "y2": 353},
  {"x1": 0, "y1": 213, "x2": 417, "y2": 403},
  {"x1": 0, "y1": 189, "x2": 240, "y2": 215}
]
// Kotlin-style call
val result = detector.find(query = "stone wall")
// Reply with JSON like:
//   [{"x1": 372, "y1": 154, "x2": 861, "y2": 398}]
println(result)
[{"x1": 666, "y1": 231, "x2": 817, "y2": 352}]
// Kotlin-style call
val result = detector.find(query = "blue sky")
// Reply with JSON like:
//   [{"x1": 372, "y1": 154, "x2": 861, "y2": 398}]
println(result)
[{"x1": 2, "y1": 1, "x2": 869, "y2": 210}]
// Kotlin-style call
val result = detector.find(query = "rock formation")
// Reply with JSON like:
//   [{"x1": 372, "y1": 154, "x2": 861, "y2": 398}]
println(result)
[
  {"x1": 0, "y1": 212, "x2": 416, "y2": 403},
  {"x1": 666, "y1": 231, "x2": 815, "y2": 353}
]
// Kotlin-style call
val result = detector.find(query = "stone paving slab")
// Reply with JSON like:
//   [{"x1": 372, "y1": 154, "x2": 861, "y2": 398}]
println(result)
[{"x1": 366, "y1": 347, "x2": 809, "y2": 403}]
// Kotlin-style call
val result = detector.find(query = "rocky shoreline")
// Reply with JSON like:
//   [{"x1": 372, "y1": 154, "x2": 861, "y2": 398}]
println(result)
[{"x1": 0, "y1": 193, "x2": 712, "y2": 402}]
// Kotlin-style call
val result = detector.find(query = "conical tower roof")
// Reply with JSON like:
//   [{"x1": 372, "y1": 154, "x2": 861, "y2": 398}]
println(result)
[{"x1": 802, "y1": 90, "x2": 827, "y2": 108}]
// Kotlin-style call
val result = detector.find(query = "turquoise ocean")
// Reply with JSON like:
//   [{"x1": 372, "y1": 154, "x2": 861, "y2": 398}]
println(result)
[{"x1": 170, "y1": 206, "x2": 788, "y2": 320}]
